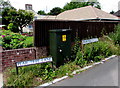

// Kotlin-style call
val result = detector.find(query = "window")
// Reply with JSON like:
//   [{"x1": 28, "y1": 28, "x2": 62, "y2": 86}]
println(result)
[
  {"x1": 28, "y1": 25, "x2": 33, "y2": 29},
  {"x1": 34, "y1": 16, "x2": 37, "y2": 20}
]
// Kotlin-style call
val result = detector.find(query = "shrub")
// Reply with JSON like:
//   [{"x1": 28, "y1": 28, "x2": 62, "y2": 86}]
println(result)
[
  {"x1": 109, "y1": 24, "x2": 120, "y2": 45},
  {"x1": 75, "y1": 48, "x2": 87, "y2": 67},
  {"x1": 83, "y1": 41, "x2": 117, "y2": 62},
  {"x1": 1, "y1": 30, "x2": 33, "y2": 50},
  {"x1": 23, "y1": 36, "x2": 34, "y2": 47},
  {"x1": 74, "y1": 39, "x2": 118, "y2": 66},
  {"x1": 7, "y1": 23, "x2": 19, "y2": 33},
  {"x1": 71, "y1": 37, "x2": 80, "y2": 59}
]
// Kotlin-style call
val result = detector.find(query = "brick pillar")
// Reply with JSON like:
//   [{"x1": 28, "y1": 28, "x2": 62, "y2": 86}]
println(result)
[
  {"x1": 35, "y1": 47, "x2": 48, "y2": 59},
  {"x1": 0, "y1": 45, "x2": 3, "y2": 72},
  {"x1": 0, "y1": 45, "x2": 2, "y2": 52}
]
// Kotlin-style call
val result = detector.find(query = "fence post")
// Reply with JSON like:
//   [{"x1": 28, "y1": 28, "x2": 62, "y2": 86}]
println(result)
[{"x1": 16, "y1": 63, "x2": 18, "y2": 75}]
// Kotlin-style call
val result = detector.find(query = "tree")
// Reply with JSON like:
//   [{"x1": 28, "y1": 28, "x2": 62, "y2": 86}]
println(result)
[
  {"x1": 6, "y1": 9, "x2": 19, "y2": 32},
  {"x1": 2, "y1": 7, "x2": 18, "y2": 31},
  {"x1": 37, "y1": 10, "x2": 46, "y2": 15},
  {"x1": 1, "y1": 0, "x2": 34, "y2": 33},
  {"x1": 3, "y1": 8, "x2": 34, "y2": 33},
  {"x1": 110, "y1": 10, "x2": 115, "y2": 14},
  {"x1": 1, "y1": 0, "x2": 16, "y2": 25},
  {"x1": 0, "y1": 0, "x2": 12, "y2": 9},
  {"x1": 2, "y1": 7, "x2": 16, "y2": 26},
  {"x1": 63, "y1": 1, "x2": 101, "y2": 11},
  {"x1": 15, "y1": 10, "x2": 34, "y2": 33},
  {"x1": 48, "y1": 7, "x2": 62, "y2": 15},
  {"x1": 7, "y1": 23, "x2": 19, "y2": 33}
]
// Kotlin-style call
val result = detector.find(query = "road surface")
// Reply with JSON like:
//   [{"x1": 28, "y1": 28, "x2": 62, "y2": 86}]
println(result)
[{"x1": 49, "y1": 56, "x2": 119, "y2": 87}]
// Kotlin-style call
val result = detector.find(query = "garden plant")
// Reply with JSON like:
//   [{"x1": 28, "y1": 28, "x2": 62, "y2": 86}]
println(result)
[{"x1": 1, "y1": 30, "x2": 33, "y2": 50}]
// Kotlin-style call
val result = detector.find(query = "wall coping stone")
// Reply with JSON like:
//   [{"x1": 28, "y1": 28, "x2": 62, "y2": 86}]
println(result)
[{"x1": 2, "y1": 47, "x2": 35, "y2": 52}]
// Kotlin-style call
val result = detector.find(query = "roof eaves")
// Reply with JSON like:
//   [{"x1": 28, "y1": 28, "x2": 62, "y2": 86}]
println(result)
[
  {"x1": 74, "y1": 18, "x2": 120, "y2": 21},
  {"x1": 99, "y1": 18, "x2": 120, "y2": 21}
]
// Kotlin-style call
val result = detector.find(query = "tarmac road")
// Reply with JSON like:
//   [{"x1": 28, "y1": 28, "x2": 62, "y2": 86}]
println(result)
[{"x1": 49, "y1": 56, "x2": 119, "y2": 87}]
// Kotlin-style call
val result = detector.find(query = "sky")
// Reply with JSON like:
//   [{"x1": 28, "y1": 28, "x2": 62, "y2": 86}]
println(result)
[{"x1": 5, "y1": 0, "x2": 120, "y2": 13}]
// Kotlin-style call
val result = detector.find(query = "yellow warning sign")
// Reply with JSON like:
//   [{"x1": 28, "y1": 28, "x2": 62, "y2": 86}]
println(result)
[{"x1": 62, "y1": 35, "x2": 66, "y2": 42}]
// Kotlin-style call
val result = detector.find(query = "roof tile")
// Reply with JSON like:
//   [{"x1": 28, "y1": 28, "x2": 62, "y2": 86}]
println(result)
[{"x1": 56, "y1": 6, "x2": 118, "y2": 20}]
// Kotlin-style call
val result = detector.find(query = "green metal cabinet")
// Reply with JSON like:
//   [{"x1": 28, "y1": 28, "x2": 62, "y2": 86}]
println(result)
[{"x1": 49, "y1": 29, "x2": 71, "y2": 67}]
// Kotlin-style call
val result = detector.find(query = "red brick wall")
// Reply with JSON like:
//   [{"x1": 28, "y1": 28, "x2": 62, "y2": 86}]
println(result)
[
  {"x1": 0, "y1": 45, "x2": 3, "y2": 72},
  {"x1": 0, "y1": 52, "x2": 2, "y2": 72},
  {"x1": 0, "y1": 47, "x2": 47, "y2": 72}
]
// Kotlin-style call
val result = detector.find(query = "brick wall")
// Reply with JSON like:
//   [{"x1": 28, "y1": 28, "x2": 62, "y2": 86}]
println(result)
[
  {"x1": 0, "y1": 52, "x2": 2, "y2": 72},
  {"x1": 0, "y1": 45, "x2": 3, "y2": 72},
  {"x1": 0, "y1": 47, "x2": 47, "y2": 72}
]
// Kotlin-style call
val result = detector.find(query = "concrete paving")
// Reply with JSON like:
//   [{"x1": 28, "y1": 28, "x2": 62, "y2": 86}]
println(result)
[{"x1": 0, "y1": 73, "x2": 3, "y2": 88}]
